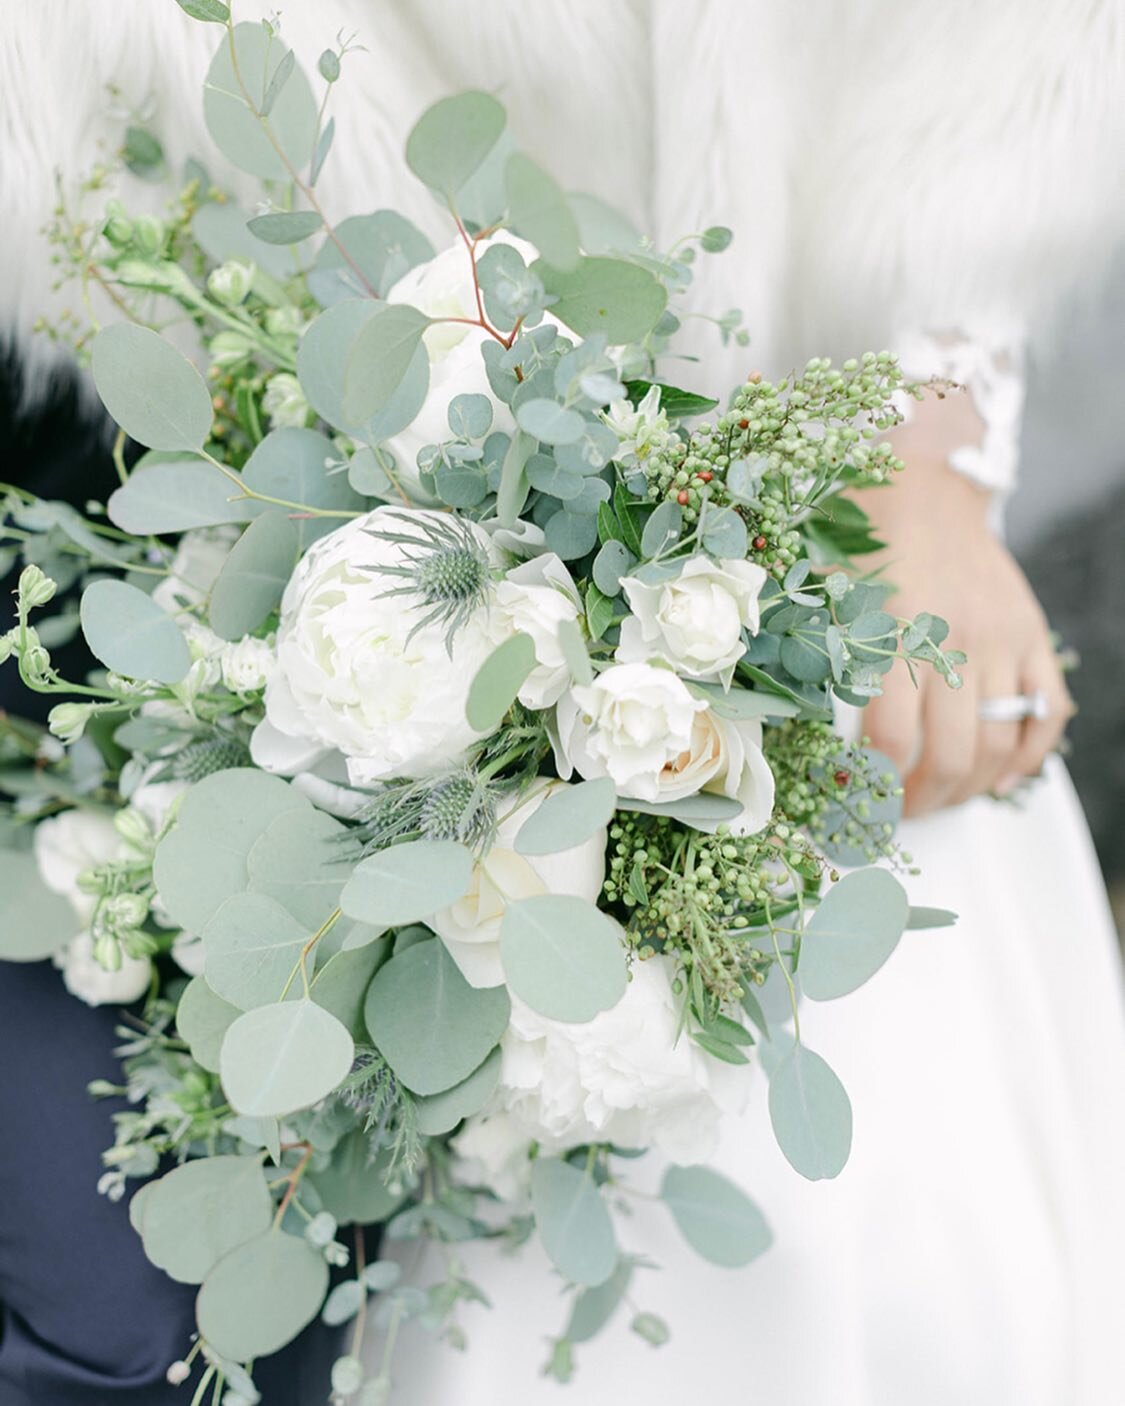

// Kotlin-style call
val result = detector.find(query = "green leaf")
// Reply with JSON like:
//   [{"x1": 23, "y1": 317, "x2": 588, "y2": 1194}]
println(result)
[
  {"x1": 621, "y1": 380, "x2": 718, "y2": 418},
  {"x1": 80, "y1": 579, "x2": 190, "y2": 684},
  {"x1": 340, "y1": 839, "x2": 474, "y2": 927},
  {"x1": 566, "y1": 1260, "x2": 633, "y2": 1343},
  {"x1": 514, "y1": 778, "x2": 615, "y2": 856},
  {"x1": 465, "y1": 633, "x2": 537, "y2": 732},
  {"x1": 558, "y1": 616, "x2": 593, "y2": 686},
  {"x1": 530, "y1": 1158, "x2": 617, "y2": 1287},
  {"x1": 107, "y1": 456, "x2": 251, "y2": 534},
  {"x1": 496, "y1": 429, "x2": 535, "y2": 526},
  {"x1": 174, "y1": 0, "x2": 229, "y2": 20},
  {"x1": 640, "y1": 500, "x2": 682, "y2": 558},
  {"x1": 246, "y1": 210, "x2": 322, "y2": 245},
  {"x1": 533, "y1": 257, "x2": 667, "y2": 344},
  {"x1": 141, "y1": 1156, "x2": 272, "y2": 1284},
  {"x1": 499, "y1": 895, "x2": 627, "y2": 1023},
  {"x1": 585, "y1": 582, "x2": 617, "y2": 641},
  {"x1": 241, "y1": 428, "x2": 364, "y2": 549},
  {"x1": 622, "y1": 792, "x2": 743, "y2": 826},
  {"x1": 448, "y1": 392, "x2": 494, "y2": 439},
  {"x1": 768, "y1": 1044, "x2": 853, "y2": 1181},
  {"x1": 591, "y1": 540, "x2": 634, "y2": 597},
  {"x1": 220, "y1": 999, "x2": 355, "y2": 1117},
  {"x1": 309, "y1": 212, "x2": 434, "y2": 303},
  {"x1": 203, "y1": 23, "x2": 317, "y2": 182},
  {"x1": 515, "y1": 399, "x2": 586, "y2": 446},
  {"x1": 700, "y1": 504, "x2": 748, "y2": 559},
  {"x1": 799, "y1": 868, "x2": 909, "y2": 1001},
  {"x1": 177, "y1": 976, "x2": 240, "y2": 1073},
  {"x1": 309, "y1": 940, "x2": 390, "y2": 1041},
  {"x1": 687, "y1": 681, "x2": 801, "y2": 720},
  {"x1": 364, "y1": 938, "x2": 510, "y2": 1095},
  {"x1": 196, "y1": 1230, "x2": 329, "y2": 1360},
  {"x1": 192, "y1": 201, "x2": 295, "y2": 277},
  {"x1": 505, "y1": 153, "x2": 580, "y2": 271},
  {"x1": 342, "y1": 303, "x2": 431, "y2": 425},
  {"x1": 0, "y1": 850, "x2": 80, "y2": 961},
  {"x1": 405, "y1": 91, "x2": 507, "y2": 197},
  {"x1": 660, "y1": 1165, "x2": 772, "y2": 1267},
  {"x1": 906, "y1": 906, "x2": 958, "y2": 929},
  {"x1": 91, "y1": 325, "x2": 213, "y2": 451},
  {"x1": 310, "y1": 1132, "x2": 409, "y2": 1226},
  {"x1": 544, "y1": 509, "x2": 599, "y2": 561},
  {"x1": 203, "y1": 891, "x2": 309, "y2": 1010},
  {"x1": 568, "y1": 193, "x2": 644, "y2": 256},
  {"x1": 208, "y1": 511, "x2": 298, "y2": 641},
  {"x1": 700, "y1": 225, "x2": 733, "y2": 253},
  {"x1": 414, "y1": 1046, "x2": 502, "y2": 1135}
]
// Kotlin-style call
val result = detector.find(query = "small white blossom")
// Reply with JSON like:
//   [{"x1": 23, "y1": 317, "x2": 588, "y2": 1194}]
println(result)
[{"x1": 603, "y1": 385, "x2": 671, "y2": 464}]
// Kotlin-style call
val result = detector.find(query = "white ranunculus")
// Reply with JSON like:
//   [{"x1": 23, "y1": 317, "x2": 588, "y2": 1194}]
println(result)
[
  {"x1": 34, "y1": 809, "x2": 123, "y2": 924},
  {"x1": 152, "y1": 526, "x2": 238, "y2": 614},
  {"x1": 382, "y1": 234, "x2": 538, "y2": 494},
  {"x1": 253, "y1": 507, "x2": 501, "y2": 787},
  {"x1": 220, "y1": 635, "x2": 276, "y2": 694},
  {"x1": 453, "y1": 956, "x2": 746, "y2": 1196},
  {"x1": 617, "y1": 557, "x2": 768, "y2": 685},
  {"x1": 556, "y1": 664, "x2": 775, "y2": 834},
  {"x1": 491, "y1": 555, "x2": 581, "y2": 709},
  {"x1": 432, "y1": 778, "x2": 607, "y2": 989},
  {"x1": 56, "y1": 931, "x2": 153, "y2": 1007}
]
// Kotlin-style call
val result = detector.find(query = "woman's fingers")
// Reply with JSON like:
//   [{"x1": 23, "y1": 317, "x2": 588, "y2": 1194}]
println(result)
[
  {"x1": 863, "y1": 664, "x2": 923, "y2": 777},
  {"x1": 903, "y1": 673, "x2": 978, "y2": 816},
  {"x1": 1001, "y1": 651, "x2": 1075, "y2": 790},
  {"x1": 951, "y1": 667, "x2": 1021, "y2": 804}
]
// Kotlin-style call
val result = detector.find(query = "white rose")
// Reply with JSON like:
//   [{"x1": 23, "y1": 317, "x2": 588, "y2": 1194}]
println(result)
[
  {"x1": 556, "y1": 664, "x2": 775, "y2": 834},
  {"x1": 491, "y1": 554, "x2": 581, "y2": 709},
  {"x1": 453, "y1": 956, "x2": 746, "y2": 1195},
  {"x1": 431, "y1": 778, "x2": 607, "y2": 989},
  {"x1": 252, "y1": 507, "x2": 501, "y2": 786},
  {"x1": 171, "y1": 932, "x2": 207, "y2": 977},
  {"x1": 221, "y1": 635, "x2": 276, "y2": 694},
  {"x1": 34, "y1": 810, "x2": 123, "y2": 925},
  {"x1": 382, "y1": 234, "x2": 537, "y2": 493},
  {"x1": 57, "y1": 932, "x2": 152, "y2": 1007},
  {"x1": 617, "y1": 557, "x2": 767, "y2": 685},
  {"x1": 152, "y1": 526, "x2": 238, "y2": 613}
]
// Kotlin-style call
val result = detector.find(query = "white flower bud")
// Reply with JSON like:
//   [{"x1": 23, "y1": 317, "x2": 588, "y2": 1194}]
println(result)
[
  {"x1": 207, "y1": 259, "x2": 255, "y2": 307},
  {"x1": 132, "y1": 213, "x2": 165, "y2": 256},
  {"x1": 92, "y1": 932, "x2": 122, "y2": 972},
  {"x1": 330, "y1": 1356, "x2": 364, "y2": 1397},
  {"x1": 166, "y1": 1360, "x2": 192, "y2": 1385},
  {"x1": 18, "y1": 564, "x2": 57, "y2": 609},
  {"x1": 261, "y1": 372, "x2": 310, "y2": 429},
  {"x1": 209, "y1": 330, "x2": 257, "y2": 369},
  {"x1": 48, "y1": 702, "x2": 96, "y2": 744},
  {"x1": 106, "y1": 892, "x2": 150, "y2": 929}
]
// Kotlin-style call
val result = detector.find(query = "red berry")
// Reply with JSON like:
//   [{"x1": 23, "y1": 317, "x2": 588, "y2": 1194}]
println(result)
[
  {"x1": 677, "y1": 490, "x2": 690, "y2": 505},
  {"x1": 833, "y1": 769, "x2": 850, "y2": 787},
  {"x1": 738, "y1": 418, "x2": 750, "y2": 430},
  {"x1": 698, "y1": 470, "x2": 713, "y2": 483},
  {"x1": 752, "y1": 534, "x2": 767, "y2": 551}
]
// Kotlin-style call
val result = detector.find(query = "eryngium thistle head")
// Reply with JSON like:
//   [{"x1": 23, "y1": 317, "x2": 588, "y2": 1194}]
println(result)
[
  {"x1": 368, "y1": 511, "x2": 493, "y2": 650},
  {"x1": 420, "y1": 771, "x2": 497, "y2": 849},
  {"x1": 171, "y1": 736, "x2": 252, "y2": 783}
]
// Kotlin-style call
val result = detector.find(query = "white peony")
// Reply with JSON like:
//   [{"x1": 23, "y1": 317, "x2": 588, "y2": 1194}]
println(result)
[
  {"x1": 490, "y1": 554, "x2": 581, "y2": 709},
  {"x1": 453, "y1": 956, "x2": 746, "y2": 1197},
  {"x1": 383, "y1": 234, "x2": 537, "y2": 493},
  {"x1": 253, "y1": 507, "x2": 501, "y2": 787},
  {"x1": 556, "y1": 663, "x2": 775, "y2": 834},
  {"x1": 431, "y1": 778, "x2": 607, "y2": 989},
  {"x1": 617, "y1": 556, "x2": 767, "y2": 685}
]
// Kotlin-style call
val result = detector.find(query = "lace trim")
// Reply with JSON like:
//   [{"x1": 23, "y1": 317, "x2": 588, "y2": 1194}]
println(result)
[{"x1": 894, "y1": 327, "x2": 1027, "y2": 494}]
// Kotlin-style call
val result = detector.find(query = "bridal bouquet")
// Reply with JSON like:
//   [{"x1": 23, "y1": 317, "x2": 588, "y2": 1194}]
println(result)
[{"x1": 0, "y1": 7, "x2": 960, "y2": 1401}]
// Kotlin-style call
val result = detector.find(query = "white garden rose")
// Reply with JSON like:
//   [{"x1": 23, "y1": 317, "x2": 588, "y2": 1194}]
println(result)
[
  {"x1": 382, "y1": 233, "x2": 537, "y2": 492},
  {"x1": 56, "y1": 931, "x2": 152, "y2": 1008},
  {"x1": 253, "y1": 507, "x2": 501, "y2": 786},
  {"x1": 556, "y1": 663, "x2": 775, "y2": 834},
  {"x1": 490, "y1": 554, "x2": 581, "y2": 709},
  {"x1": 431, "y1": 778, "x2": 607, "y2": 989},
  {"x1": 617, "y1": 556, "x2": 768, "y2": 685},
  {"x1": 453, "y1": 956, "x2": 746, "y2": 1197}
]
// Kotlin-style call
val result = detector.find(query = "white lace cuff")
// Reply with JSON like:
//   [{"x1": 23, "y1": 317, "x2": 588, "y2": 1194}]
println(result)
[{"x1": 894, "y1": 326, "x2": 1027, "y2": 495}]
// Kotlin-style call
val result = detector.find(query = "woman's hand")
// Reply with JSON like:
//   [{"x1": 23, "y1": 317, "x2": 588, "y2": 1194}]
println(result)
[{"x1": 857, "y1": 392, "x2": 1073, "y2": 818}]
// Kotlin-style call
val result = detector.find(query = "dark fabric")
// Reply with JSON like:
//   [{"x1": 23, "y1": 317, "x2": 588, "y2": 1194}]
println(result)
[{"x1": 0, "y1": 961, "x2": 342, "y2": 1405}]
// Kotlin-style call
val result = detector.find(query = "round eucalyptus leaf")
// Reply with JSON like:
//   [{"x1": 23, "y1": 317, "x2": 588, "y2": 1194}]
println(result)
[
  {"x1": 310, "y1": 1132, "x2": 408, "y2": 1226},
  {"x1": 141, "y1": 1155, "x2": 272, "y2": 1284},
  {"x1": 80, "y1": 579, "x2": 191, "y2": 684},
  {"x1": 465, "y1": 634, "x2": 537, "y2": 733},
  {"x1": 340, "y1": 840, "x2": 474, "y2": 927},
  {"x1": 196, "y1": 1230, "x2": 329, "y2": 1360},
  {"x1": 526, "y1": 453, "x2": 583, "y2": 501},
  {"x1": 246, "y1": 210, "x2": 322, "y2": 245},
  {"x1": 514, "y1": 778, "x2": 616, "y2": 856},
  {"x1": 220, "y1": 999, "x2": 355, "y2": 1118},
  {"x1": 342, "y1": 303, "x2": 431, "y2": 426},
  {"x1": 505, "y1": 153, "x2": 581, "y2": 272},
  {"x1": 660, "y1": 1165, "x2": 772, "y2": 1267},
  {"x1": 515, "y1": 399, "x2": 586, "y2": 446},
  {"x1": 107, "y1": 457, "x2": 252, "y2": 535},
  {"x1": 800, "y1": 868, "x2": 909, "y2": 1001},
  {"x1": 241, "y1": 428, "x2": 364, "y2": 549},
  {"x1": 533, "y1": 257, "x2": 667, "y2": 344},
  {"x1": 309, "y1": 939, "x2": 390, "y2": 1040},
  {"x1": 622, "y1": 792, "x2": 743, "y2": 826},
  {"x1": 640, "y1": 500, "x2": 682, "y2": 558},
  {"x1": 308, "y1": 211, "x2": 435, "y2": 304},
  {"x1": 208, "y1": 510, "x2": 298, "y2": 641},
  {"x1": 203, "y1": 23, "x2": 317, "y2": 181},
  {"x1": 768, "y1": 1043, "x2": 853, "y2": 1181},
  {"x1": 906, "y1": 906, "x2": 958, "y2": 929},
  {"x1": 447, "y1": 392, "x2": 493, "y2": 439},
  {"x1": 530, "y1": 1157, "x2": 617, "y2": 1288},
  {"x1": 566, "y1": 1260, "x2": 633, "y2": 1343},
  {"x1": 91, "y1": 325, "x2": 212, "y2": 451},
  {"x1": 0, "y1": 850, "x2": 79, "y2": 961},
  {"x1": 591, "y1": 540, "x2": 635, "y2": 597},
  {"x1": 203, "y1": 891, "x2": 309, "y2": 1011},
  {"x1": 363, "y1": 938, "x2": 510, "y2": 1096},
  {"x1": 176, "y1": 976, "x2": 240, "y2": 1073},
  {"x1": 405, "y1": 91, "x2": 506, "y2": 197},
  {"x1": 128, "y1": 1181, "x2": 155, "y2": 1236},
  {"x1": 499, "y1": 895, "x2": 627, "y2": 1023},
  {"x1": 245, "y1": 805, "x2": 347, "y2": 930},
  {"x1": 192, "y1": 201, "x2": 293, "y2": 277},
  {"x1": 700, "y1": 505, "x2": 749, "y2": 559},
  {"x1": 414, "y1": 1047, "x2": 502, "y2": 1136},
  {"x1": 544, "y1": 508, "x2": 599, "y2": 561}
]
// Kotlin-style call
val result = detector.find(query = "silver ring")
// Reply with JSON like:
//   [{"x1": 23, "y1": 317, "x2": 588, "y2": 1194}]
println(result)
[{"x1": 978, "y1": 690, "x2": 1050, "y2": 723}]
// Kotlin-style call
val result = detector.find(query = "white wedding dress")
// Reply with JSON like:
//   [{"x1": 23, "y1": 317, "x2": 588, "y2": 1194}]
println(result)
[{"x1": 6, "y1": 4, "x2": 1125, "y2": 1404}]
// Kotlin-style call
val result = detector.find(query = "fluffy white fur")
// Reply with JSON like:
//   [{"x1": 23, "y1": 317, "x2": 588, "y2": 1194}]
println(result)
[{"x1": 1, "y1": 0, "x2": 1123, "y2": 400}]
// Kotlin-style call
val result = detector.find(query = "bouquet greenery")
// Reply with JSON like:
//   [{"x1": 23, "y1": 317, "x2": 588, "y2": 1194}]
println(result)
[{"x1": 0, "y1": 5, "x2": 961, "y2": 1401}]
